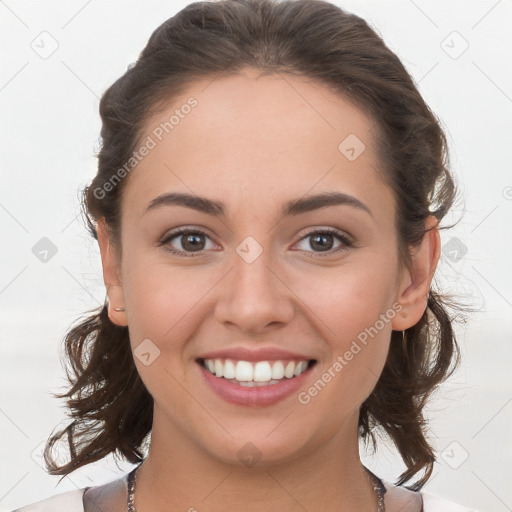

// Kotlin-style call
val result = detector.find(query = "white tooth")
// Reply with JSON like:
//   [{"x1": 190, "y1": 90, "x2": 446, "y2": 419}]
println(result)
[
  {"x1": 207, "y1": 359, "x2": 309, "y2": 381},
  {"x1": 271, "y1": 361, "x2": 285, "y2": 379},
  {"x1": 235, "y1": 360, "x2": 253, "y2": 381},
  {"x1": 214, "y1": 359, "x2": 224, "y2": 378},
  {"x1": 226, "y1": 378, "x2": 282, "y2": 386},
  {"x1": 223, "y1": 359, "x2": 236, "y2": 379},
  {"x1": 294, "y1": 360, "x2": 308, "y2": 376},
  {"x1": 253, "y1": 361, "x2": 272, "y2": 382},
  {"x1": 284, "y1": 361, "x2": 296, "y2": 378}
]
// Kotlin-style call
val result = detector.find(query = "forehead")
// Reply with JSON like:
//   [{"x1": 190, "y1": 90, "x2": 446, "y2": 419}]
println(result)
[{"x1": 121, "y1": 68, "x2": 391, "y2": 220}]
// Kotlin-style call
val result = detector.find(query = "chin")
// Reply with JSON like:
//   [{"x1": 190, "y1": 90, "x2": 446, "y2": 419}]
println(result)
[{"x1": 198, "y1": 428, "x2": 313, "y2": 469}]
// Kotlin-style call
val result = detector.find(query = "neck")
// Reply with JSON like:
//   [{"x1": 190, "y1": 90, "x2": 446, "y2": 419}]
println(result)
[{"x1": 133, "y1": 409, "x2": 379, "y2": 512}]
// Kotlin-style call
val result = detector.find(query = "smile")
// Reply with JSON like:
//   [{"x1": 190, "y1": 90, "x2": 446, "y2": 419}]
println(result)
[
  {"x1": 197, "y1": 358, "x2": 317, "y2": 406},
  {"x1": 201, "y1": 358, "x2": 315, "y2": 386}
]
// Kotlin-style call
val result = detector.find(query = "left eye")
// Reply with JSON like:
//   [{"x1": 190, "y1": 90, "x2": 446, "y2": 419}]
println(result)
[{"x1": 294, "y1": 229, "x2": 352, "y2": 256}]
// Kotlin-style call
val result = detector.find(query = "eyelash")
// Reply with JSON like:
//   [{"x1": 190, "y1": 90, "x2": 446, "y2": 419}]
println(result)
[{"x1": 159, "y1": 227, "x2": 353, "y2": 258}]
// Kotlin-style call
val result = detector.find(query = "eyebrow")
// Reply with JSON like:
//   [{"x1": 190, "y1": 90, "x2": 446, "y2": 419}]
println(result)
[{"x1": 143, "y1": 191, "x2": 373, "y2": 219}]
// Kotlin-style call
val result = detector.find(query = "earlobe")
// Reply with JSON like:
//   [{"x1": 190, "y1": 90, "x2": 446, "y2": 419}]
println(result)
[
  {"x1": 391, "y1": 216, "x2": 441, "y2": 331},
  {"x1": 97, "y1": 218, "x2": 128, "y2": 327}
]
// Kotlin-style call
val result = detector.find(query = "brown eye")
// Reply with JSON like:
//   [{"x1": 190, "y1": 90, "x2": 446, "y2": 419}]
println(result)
[
  {"x1": 179, "y1": 232, "x2": 206, "y2": 251},
  {"x1": 294, "y1": 228, "x2": 353, "y2": 257},
  {"x1": 309, "y1": 232, "x2": 336, "y2": 252},
  {"x1": 160, "y1": 229, "x2": 214, "y2": 257}
]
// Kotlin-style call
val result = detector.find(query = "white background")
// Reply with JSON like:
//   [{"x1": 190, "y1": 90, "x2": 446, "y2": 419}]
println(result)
[{"x1": 1, "y1": 1, "x2": 511, "y2": 511}]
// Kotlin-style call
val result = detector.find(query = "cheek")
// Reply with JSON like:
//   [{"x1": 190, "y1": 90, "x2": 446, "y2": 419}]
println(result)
[
  {"x1": 296, "y1": 257, "x2": 398, "y2": 339},
  {"x1": 122, "y1": 261, "x2": 211, "y2": 419},
  {"x1": 292, "y1": 261, "x2": 397, "y2": 404},
  {"x1": 122, "y1": 250, "x2": 211, "y2": 341},
  {"x1": 121, "y1": 257, "x2": 218, "y2": 409}
]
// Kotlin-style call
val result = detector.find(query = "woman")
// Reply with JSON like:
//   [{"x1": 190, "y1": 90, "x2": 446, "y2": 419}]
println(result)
[{"x1": 12, "y1": 0, "x2": 475, "y2": 510}]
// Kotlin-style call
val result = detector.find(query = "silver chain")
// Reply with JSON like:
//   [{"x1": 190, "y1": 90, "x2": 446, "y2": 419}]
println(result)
[
  {"x1": 127, "y1": 462, "x2": 385, "y2": 511},
  {"x1": 127, "y1": 463, "x2": 139, "y2": 512}
]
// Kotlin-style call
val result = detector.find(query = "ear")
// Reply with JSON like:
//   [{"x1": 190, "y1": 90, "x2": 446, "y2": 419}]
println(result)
[
  {"x1": 391, "y1": 215, "x2": 441, "y2": 331},
  {"x1": 97, "y1": 217, "x2": 128, "y2": 327}
]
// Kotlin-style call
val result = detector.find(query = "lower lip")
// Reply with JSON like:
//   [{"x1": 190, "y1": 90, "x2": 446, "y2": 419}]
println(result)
[{"x1": 197, "y1": 361, "x2": 316, "y2": 407}]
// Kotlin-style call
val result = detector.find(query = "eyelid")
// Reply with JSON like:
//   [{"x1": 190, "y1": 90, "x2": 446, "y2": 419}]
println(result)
[
  {"x1": 294, "y1": 226, "x2": 354, "y2": 244},
  {"x1": 159, "y1": 225, "x2": 215, "y2": 245}
]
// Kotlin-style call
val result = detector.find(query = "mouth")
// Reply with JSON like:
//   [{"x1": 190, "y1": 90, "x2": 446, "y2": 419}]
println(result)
[
  {"x1": 196, "y1": 357, "x2": 317, "y2": 406},
  {"x1": 197, "y1": 357, "x2": 317, "y2": 386}
]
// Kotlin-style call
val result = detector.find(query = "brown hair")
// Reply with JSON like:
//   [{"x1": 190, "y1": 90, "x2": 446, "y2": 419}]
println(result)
[{"x1": 44, "y1": 0, "x2": 461, "y2": 491}]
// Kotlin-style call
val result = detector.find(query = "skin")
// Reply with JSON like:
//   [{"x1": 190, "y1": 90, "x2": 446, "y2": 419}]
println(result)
[{"x1": 97, "y1": 67, "x2": 440, "y2": 512}]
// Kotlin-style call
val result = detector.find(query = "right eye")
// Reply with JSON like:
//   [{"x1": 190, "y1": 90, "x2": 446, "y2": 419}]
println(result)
[{"x1": 159, "y1": 228, "x2": 217, "y2": 257}]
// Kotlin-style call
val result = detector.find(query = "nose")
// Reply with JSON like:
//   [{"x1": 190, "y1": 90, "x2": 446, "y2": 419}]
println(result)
[{"x1": 214, "y1": 247, "x2": 295, "y2": 335}]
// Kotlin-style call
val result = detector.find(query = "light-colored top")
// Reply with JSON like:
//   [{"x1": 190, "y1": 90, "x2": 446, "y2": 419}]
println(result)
[{"x1": 11, "y1": 473, "x2": 478, "y2": 512}]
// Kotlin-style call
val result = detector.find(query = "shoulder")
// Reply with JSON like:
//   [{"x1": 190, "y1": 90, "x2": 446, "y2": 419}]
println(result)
[
  {"x1": 421, "y1": 489, "x2": 478, "y2": 511},
  {"x1": 382, "y1": 480, "x2": 477, "y2": 512},
  {"x1": 11, "y1": 488, "x2": 86, "y2": 512},
  {"x1": 11, "y1": 470, "x2": 130, "y2": 512}
]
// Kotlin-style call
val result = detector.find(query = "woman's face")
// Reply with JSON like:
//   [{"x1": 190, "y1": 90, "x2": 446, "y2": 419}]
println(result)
[{"x1": 104, "y1": 68, "x2": 414, "y2": 466}]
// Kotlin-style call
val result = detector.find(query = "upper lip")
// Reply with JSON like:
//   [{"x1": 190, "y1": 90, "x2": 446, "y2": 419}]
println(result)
[{"x1": 197, "y1": 347, "x2": 317, "y2": 362}]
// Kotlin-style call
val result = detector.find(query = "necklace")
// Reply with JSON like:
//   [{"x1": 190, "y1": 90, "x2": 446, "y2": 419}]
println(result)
[{"x1": 127, "y1": 462, "x2": 385, "y2": 511}]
